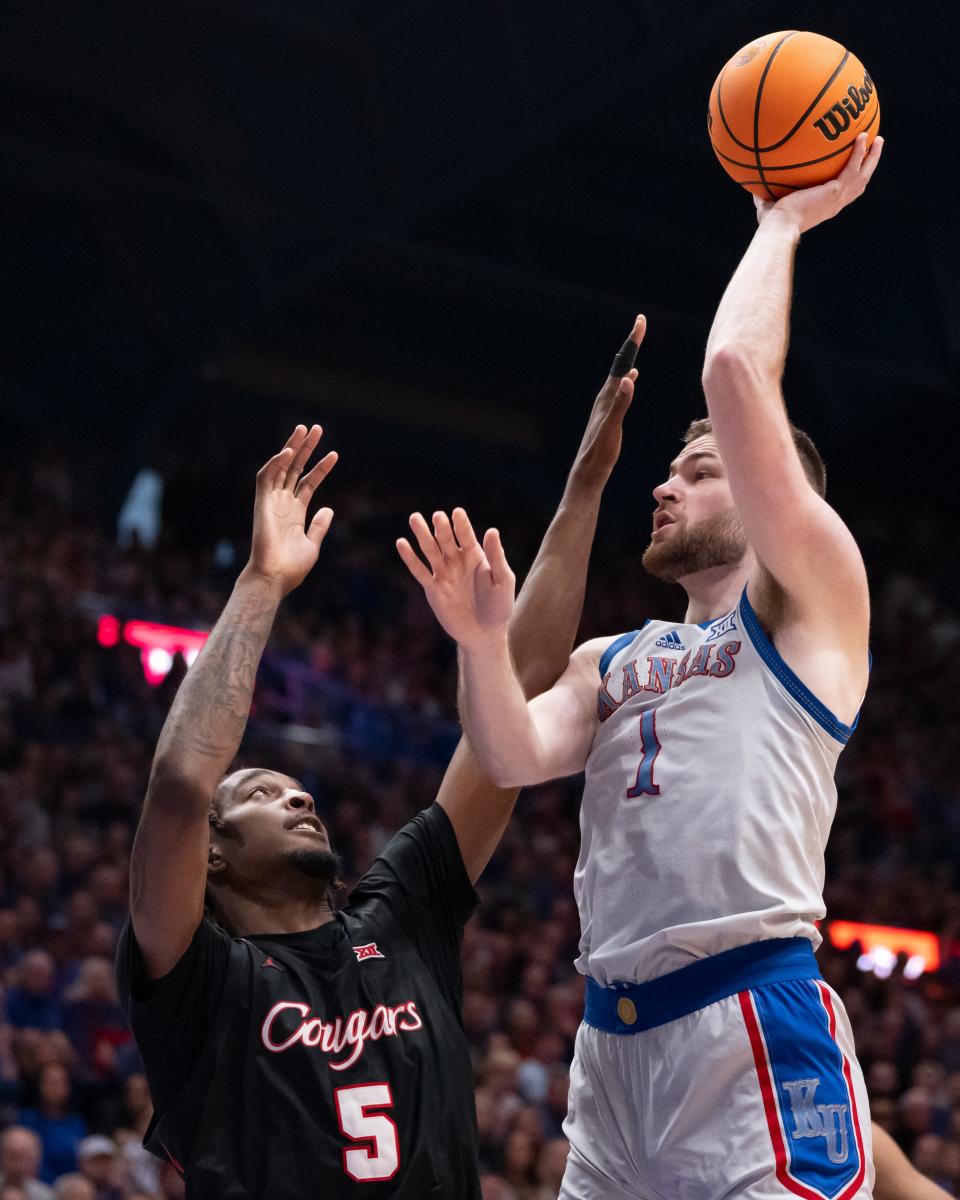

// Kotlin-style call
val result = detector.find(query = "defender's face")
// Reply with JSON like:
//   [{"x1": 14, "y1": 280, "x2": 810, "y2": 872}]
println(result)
[{"x1": 211, "y1": 769, "x2": 332, "y2": 880}]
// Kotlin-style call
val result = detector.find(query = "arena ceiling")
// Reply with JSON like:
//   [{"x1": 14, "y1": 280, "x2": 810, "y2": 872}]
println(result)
[{"x1": 2, "y1": 1, "x2": 957, "y2": 502}]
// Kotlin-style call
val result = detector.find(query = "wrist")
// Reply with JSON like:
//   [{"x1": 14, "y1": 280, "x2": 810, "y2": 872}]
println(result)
[
  {"x1": 237, "y1": 563, "x2": 288, "y2": 602},
  {"x1": 758, "y1": 207, "x2": 803, "y2": 241},
  {"x1": 458, "y1": 626, "x2": 511, "y2": 658}
]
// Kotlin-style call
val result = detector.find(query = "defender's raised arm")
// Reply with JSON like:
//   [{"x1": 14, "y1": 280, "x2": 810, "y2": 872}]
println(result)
[
  {"x1": 129, "y1": 425, "x2": 337, "y2": 979},
  {"x1": 399, "y1": 316, "x2": 646, "y2": 791}
]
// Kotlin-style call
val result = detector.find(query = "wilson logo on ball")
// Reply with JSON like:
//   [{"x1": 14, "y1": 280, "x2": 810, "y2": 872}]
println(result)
[
  {"x1": 707, "y1": 30, "x2": 880, "y2": 200},
  {"x1": 813, "y1": 73, "x2": 876, "y2": 142}
]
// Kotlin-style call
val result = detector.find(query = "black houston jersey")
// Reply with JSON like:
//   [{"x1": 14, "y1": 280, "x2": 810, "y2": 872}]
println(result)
[{"x1": 117, "y1": 804, "x2": 481, "y2": 1199}]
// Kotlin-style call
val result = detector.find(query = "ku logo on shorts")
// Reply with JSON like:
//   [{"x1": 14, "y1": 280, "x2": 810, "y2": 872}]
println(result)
[
  {"x1": 783, "y1": 1078, "x2": 849, "y2": 1164},
  {"x1": 739, "y1": 978, "x2": 867, "y2": 1200}
]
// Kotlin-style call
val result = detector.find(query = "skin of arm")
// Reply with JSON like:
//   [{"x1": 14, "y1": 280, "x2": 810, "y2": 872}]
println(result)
[
  {"x1": 700, "y1": 136, "x2": 883, "y2": 715},
  {"x1": 130, "y1": 425, "x2": 337, "y2": 979},
  {"x1": 871, "y1": 1122, "x2": 952, "y2": 1200},
  {"x1": 399, "y1": 318, "x2": 646, "y2": 793}
]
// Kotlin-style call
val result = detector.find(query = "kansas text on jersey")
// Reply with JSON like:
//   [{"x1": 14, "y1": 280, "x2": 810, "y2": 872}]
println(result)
[{"x1": 577, "y1": 587, "x2": 863, "y2": 985}]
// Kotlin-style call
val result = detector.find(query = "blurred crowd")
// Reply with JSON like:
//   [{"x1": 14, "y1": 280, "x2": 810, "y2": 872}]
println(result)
[{"x1": 0, "y1": 447, "x2": 958, "y2": 1198}]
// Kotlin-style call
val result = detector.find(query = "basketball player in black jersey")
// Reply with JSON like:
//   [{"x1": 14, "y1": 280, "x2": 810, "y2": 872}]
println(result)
[{"x1": 116, "y1": 317, "x2": 646, "y2": 1199}]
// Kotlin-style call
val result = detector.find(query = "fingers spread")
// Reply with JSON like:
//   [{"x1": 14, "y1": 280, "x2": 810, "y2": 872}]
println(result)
[
  {"x1": 396, "y1": 537, "x2": 433, "y2": 588},
  {"x1": 297, "y1": 450, "x2": 338, "y2": 501},
  {"x1": 285, "y1": 424, "x2": 323, "y2": 489},
  {"x1": 408, "y1": 512, "x2": 444, "y2": 573},
  {"x1": 282, "y1": 424, "x2": 308, "y2": 452},
  {"x1": 482, "y1": 528, "x2": 513, "y2": 584},
  {"x1": 451, "y1": 508, "x2": 479, "y2": 551},
  {"x1": 307, "y1": 506, "x2": 334, "y2": 549},
  {"x1": 256, "y1": 446, "x2": 295, "y2": 491},
  {"x1": 432, "y1": 511, "x2": 459, "y2": 558}
]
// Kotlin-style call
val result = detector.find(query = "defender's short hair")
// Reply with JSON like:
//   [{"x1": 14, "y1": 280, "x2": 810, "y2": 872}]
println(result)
[{"x1": 683, "y1": 417, "x2": 827, "y2": 498}]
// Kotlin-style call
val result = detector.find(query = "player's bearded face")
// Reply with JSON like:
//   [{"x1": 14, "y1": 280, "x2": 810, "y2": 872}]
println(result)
[{"x1": 642, "y1": 506, "x2": 747, "y2": 582}]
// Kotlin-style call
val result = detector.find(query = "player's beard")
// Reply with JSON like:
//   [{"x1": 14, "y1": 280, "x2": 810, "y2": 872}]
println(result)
[
  {"x1": 642, "y1": 507, "x2": 747, "y2": 583},
  {"x1": 288, "y1": 847, "x2": 342, "y2": 887}
]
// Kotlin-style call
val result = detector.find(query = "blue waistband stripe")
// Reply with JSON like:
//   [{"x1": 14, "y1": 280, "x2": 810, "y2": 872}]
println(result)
[{"x1": 584, "y1": 938, "x2": 820, "y2": 1034}]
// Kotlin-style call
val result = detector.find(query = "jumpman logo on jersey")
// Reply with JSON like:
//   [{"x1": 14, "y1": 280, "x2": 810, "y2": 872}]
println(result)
[
  {"x1": 261, "y1": 956, "x2": 286, "y2": 971},
  {"x1": 654, "y1": 629, "x2": 685, "y2": 651}
]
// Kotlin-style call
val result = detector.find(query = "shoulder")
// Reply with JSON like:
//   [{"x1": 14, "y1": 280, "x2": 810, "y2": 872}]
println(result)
[
  {"x1": 582, "y1": 631, "x2": 643, "y2": 678},
  {"x1": 117, "y1": 914, "x2": 235, "y2": 1009},
  {"x1": 571, "y1": 635, "x2": 622, "y2": 669},
  {"x1": 351, "y1": 804, "x2": 463, "y2": 894}
]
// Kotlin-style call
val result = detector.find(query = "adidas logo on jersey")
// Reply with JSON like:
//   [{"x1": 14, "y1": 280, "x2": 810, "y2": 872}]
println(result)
[
  {"x1": 353, "y1": 942, "x2": 385, "y2": 961},
  {"x1": 654, "y1": 630, "x2": 685, "y2": 651}
]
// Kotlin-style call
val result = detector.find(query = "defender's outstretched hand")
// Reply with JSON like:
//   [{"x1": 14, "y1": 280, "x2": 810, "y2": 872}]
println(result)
[
  {"x1": 755, "y1": 133, "x2": 883, "y2": 234},
  {"x1": 248, "y1": 424, "x2": 338, "y2": 596},
  {"x1": 397, "y1": 509, "x2": 515, "y2": 647},
  {"x1": 567, "y1": 314, "x2": 645, "y2": 496}
]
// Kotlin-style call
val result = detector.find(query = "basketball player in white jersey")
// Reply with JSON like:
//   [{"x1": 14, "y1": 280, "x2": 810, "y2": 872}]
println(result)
[{"x1": 398, "y1": 132, "x2": 884, "y2": 1199}]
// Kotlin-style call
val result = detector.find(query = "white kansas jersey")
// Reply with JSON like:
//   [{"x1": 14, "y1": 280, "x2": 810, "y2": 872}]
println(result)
[{"x1": 576, "y1": 587, "x2": 861, "y2": 985}]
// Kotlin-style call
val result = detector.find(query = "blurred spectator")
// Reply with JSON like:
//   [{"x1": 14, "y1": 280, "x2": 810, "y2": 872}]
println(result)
[
  {"x1": 537, "y1": 1067, "x2": 570, "y2": 1141},
  {"x1": 112, "y1": 1077, "x2": 158, "y2": 1198},
  {"x1": 0, "y1": 1127, "x2": 53, "y2": 1200},
  {"x1": 6, "y1": 956, "x2": 61, "y2": 1033},
  {"x1": 480, "y1": 1175, "x2": 516, "y2": 1200},
  {"x1": 52, "y1": 1179, "x2": 94, "y2": 1200},
  {"x1": 18, "y1": 1063, "x2": 86, "y2": 1183},
  {"x1": 75, "y1": 1138, "x2": 121, "y2": 1200},
  {"x1": 534, "y1": 1139, "x2": 569, "y2": 1199},
  {"x1": 502, "y1": 1127, "x2": 540, "y2": 1199},
  {"x1": 61, "y1": 960, "x2": 129, "y2": 1087}
]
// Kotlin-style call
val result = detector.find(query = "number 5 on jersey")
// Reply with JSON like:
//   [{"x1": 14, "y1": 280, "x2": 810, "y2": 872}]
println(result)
[
  {"x1": 335, "y1": 1084, "x2": 400, "y2": 1182},
  {"x1": 626, "y1": 710, "x2": 662, "y2": 798}
]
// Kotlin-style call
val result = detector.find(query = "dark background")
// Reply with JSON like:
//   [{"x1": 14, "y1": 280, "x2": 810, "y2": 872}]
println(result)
[{"x1": 3, "y1": 0, "x2": 957, "y2": 548}]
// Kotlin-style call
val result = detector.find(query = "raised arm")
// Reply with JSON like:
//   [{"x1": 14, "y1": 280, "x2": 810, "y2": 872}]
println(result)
[
  {"x1": 130, "y1": 425, "x2": 337, "y2": 979},
  {"x1": 700, "y1": 135, "x2": 882, "y2": 716},
  {"x1": 399, "y1": 318, "x2": 645, "y2": 805}
]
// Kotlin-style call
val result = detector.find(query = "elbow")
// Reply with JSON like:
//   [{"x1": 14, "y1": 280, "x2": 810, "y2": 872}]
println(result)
[
  {"x1": 145, "y1": 759, "x2": 215, "y2": 813},
  {"x1": 702, "y1": 343, "x2": 769, "y2": 408},
  {"x1": 473, "y1": 753, "x2": 534, "y2": 791},
  {"x1": 702, "y1": 342, "x2": 749, "y2": 393},
  {"x1": 485, "y1": 760, "x2": 524, "y2": 790},
  {"x1": 492, "y1": 755, "x2": 548, "y2": 789}
]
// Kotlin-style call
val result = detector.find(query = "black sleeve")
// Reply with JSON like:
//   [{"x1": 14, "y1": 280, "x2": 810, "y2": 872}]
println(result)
[
  {"x1": 115, "y1": 917, "x2": 232, "y2": 1120},
  {"x1": 349, "y1": 804, "x2": 478, "y2": 998}
]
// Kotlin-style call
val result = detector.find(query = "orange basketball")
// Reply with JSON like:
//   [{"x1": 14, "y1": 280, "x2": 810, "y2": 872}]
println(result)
[{"x1": 708, "y1": 31, "x2": 880, "y2": 199}]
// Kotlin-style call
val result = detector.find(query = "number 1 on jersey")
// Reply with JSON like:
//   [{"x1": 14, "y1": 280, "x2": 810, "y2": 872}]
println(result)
[{"x1": 626, "y1": 710, "x2": 662, "y2": 798}]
